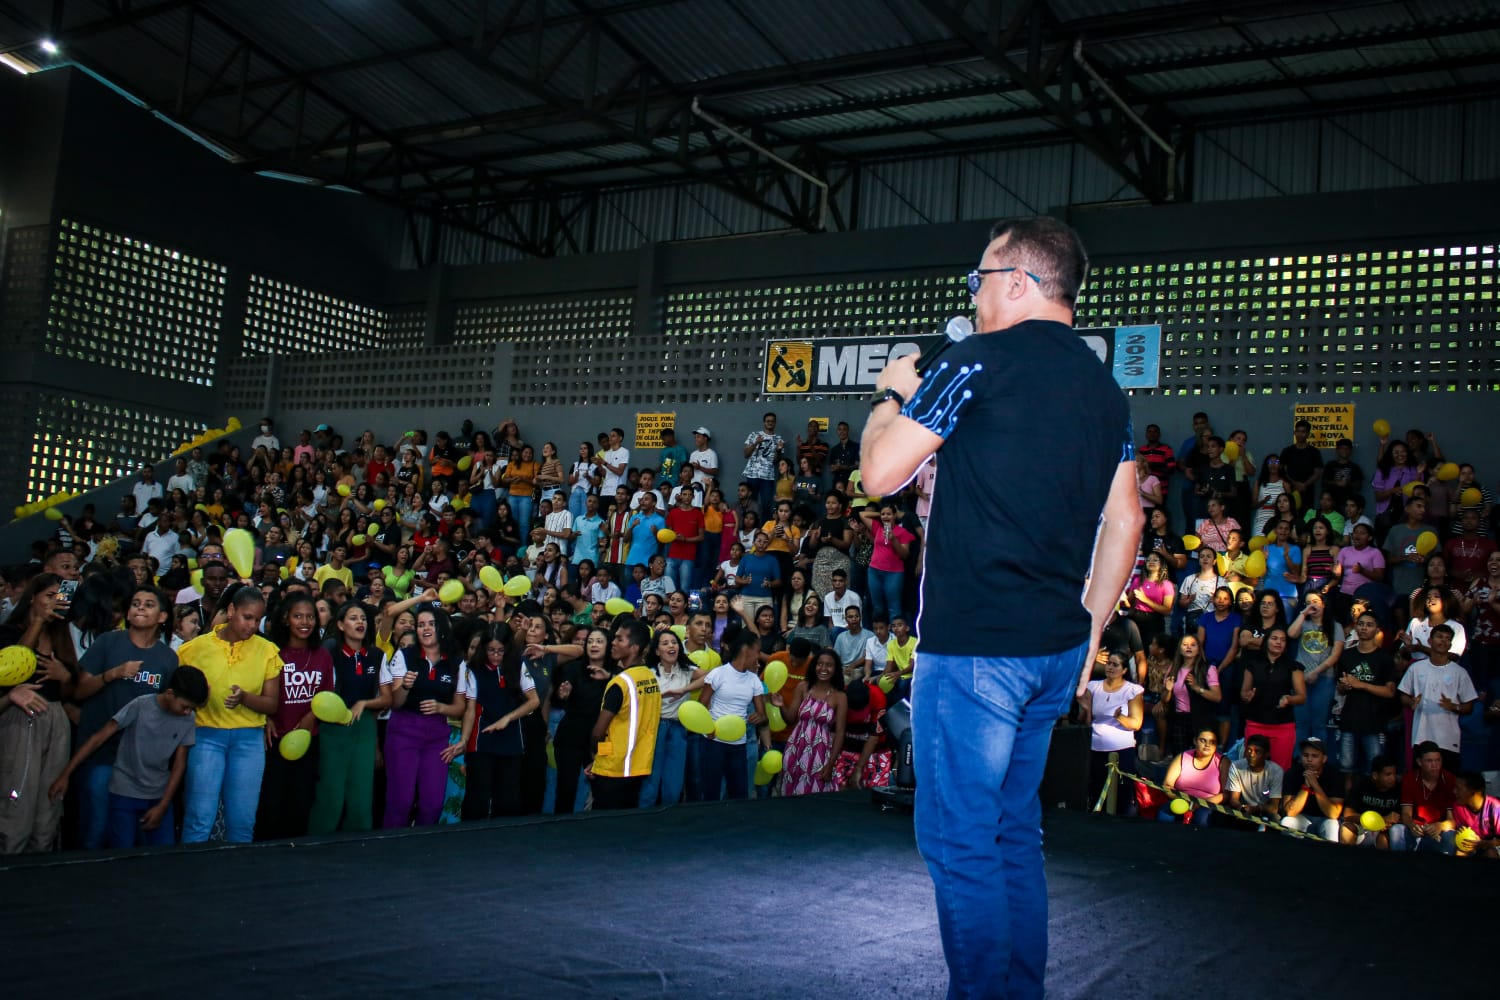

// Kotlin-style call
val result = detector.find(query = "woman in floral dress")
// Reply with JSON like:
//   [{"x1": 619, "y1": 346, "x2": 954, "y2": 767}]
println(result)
[{"x1": 774, "y1": 647, "x2": 847, "y2": 795}]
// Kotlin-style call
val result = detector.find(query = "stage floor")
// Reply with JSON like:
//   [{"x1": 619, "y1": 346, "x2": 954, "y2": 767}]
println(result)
[{"x1": 3, "y1": 793, "x2": 1491, "y2": 998}]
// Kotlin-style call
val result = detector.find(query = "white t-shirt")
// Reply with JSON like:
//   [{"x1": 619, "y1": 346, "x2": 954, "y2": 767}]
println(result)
[
  {"x1": 600, "y1": 447, "x2": 629, "y2": 495},
  {"x1": 1227, "y1": 759, "x2": 1284, "y2": 806},
  {"x1": 132, "y1": 480, "x2": 163, "y2": 512},
  {"x1": 1086, "y1": 680, "x2": 1144, "y2": 751},
  {"x1": 668, "y1": 483, "x2": 705, "y2": 508},
  {"x1": 688, "y1": 448, "x2": 719, "y2": 489},
  {"x1": 823, "y1": 588, "x2": 862, "y2": 623},
  {"x1": 630, "y1": 488, "x2": 664, "y2": 512},
  {"x1": 588, "y1": 581, "x2": 621, "y2": 604},
  {"x1": 1405, "y1": 617, "x2": 1468, "y2": 663},
  {"x1": 704, "y1": 665, "x2": 763, "y2": 745},
  {"x1": 1398, "y1": 660, "x2": 1478, "y2": 752},
  {"x1": 167, "y1": 473, "x2": 196, "y2": 495},
  {"x1": 865, "y1": 635, "x2": 889, "y2": 673},
  {"x1": 718, "y1": 559, "x2": 740, "y2": 583}
]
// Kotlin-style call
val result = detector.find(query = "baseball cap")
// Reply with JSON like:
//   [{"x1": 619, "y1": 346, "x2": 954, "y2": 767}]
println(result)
[
  {"x1": 1299, "y1": 736, "x2": 1327, "y2": 751},
  {"x1": 315, "y1": 423, "x2": 330, "y2": 432},
  {"x1": 693, "y1": 426, "x2": 712, "y2": 438}
]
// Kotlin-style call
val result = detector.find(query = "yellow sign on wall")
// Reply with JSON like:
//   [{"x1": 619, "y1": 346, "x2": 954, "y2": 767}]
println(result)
[
  {"x1": 764, "y1": 341, "x2": 813, "y2": 393},
  {"x1": 633, "y1": 411, "x2": 677, "y2": 449},
  {"x1": 1293, "y1": 403, "x2": 1355, "y2": 449}
]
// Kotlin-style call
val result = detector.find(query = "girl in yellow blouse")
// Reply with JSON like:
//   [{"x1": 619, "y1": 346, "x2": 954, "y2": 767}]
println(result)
[{"x1": 176, "y1": 586, "x2": 282, "y2": 843}]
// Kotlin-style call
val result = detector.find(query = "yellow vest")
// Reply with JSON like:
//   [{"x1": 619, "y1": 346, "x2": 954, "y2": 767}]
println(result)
[{"x1": 594, "y1": 666, "x2": 661, "y2": 779}]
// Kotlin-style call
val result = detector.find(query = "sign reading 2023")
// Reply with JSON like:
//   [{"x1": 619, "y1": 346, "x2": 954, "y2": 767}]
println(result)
[{"x1": 763, "y1": 325, "x2": 1161, "y2": 395}]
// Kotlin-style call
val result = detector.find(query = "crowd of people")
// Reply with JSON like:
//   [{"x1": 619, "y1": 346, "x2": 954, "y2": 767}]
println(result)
[
  {"x1": 1088, "y1": 414, "x2": 1500, "y2": 856},
  {"x1": 0, "y1": 414, "x2": 925, "y2": 852},
  {"x1": 0, "y1": 408, "x2": 1496, "y2": 858}
]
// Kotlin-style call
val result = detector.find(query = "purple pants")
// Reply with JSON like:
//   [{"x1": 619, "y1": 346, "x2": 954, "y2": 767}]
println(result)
[{"x1": 383, "y1": 711, "x2": 451, "y2": 828}]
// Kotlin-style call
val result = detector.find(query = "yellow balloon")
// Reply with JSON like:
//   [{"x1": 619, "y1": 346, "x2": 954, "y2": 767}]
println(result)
[
  {"x1": 226, "y1": 416, "x2": 242, "y2": 431},
  {"x1": 669, "y1": 624, "x2": 687, "y2": 640},
  {"x1": 1222, "y1": 440, "x2": 1240, "y2": 462},
  {"x1": 1359, "y1": 810, "x2": 1386, "y2": 833},
  {"x1": 457, "y1": 455, "x2": 473, "y2": 472},
  {"x1": 1169, "y1": 797, "x2": 1191, "y2": 815},
  {"x1": 438, "y1": 579, "x2": 466, "y2": 605},
  {"x1": 44, "y1": 507, "x2": 63, "y2": 521},
  {"x1": 1455, "y1": 826, "x2": 1481, "y2": 854},
  {"x1": 373, "y1": 499, "x2": 386, "y2": 511},
  {"x1": 504, "y1": 575, "x2": 534, "y2": 598},
  {"x1": 1216, "y1": 553, "x2": 1229, "y2": 577},
  {"x1": 767, "y1": 706, "x2": 787, "y2": 730},
  {"x1": 479, "y1": 565, "x2": 505, "y2": 592},
  {"x1": 1243, "y1": 551, "x2": 1267, "y2": 578},
  {"x1": 753, "y1": 763, "x2": 774, "y2": 786},
  {"x1": 1415, "y1": 531, "x2": 1438, "y2": 555},
  {"x1": 337, "y1": 484, "x2": 351, "y2": 497},
  {"x1": 350, "y1": 534, "x2": 367, "y2": 546},
  {"x1": 878, "y1": 673, "x2": 896, "y2": 693},
  {"x1": 1372, "y1": 418, "x2": 1391, "y2": 437},
  {"x1": 223, "y1": 527, "x2": 256, "y2": 577},
  {"x1": 1248, "y1": 536, "x2": 1266, "y2": 552},
  {"x1": 0, "y1": 645, "x2": 38, "y2": 686},
  {"x1": 1402, "y1": 481, "x2": 1420, "y2": 498},
  {"x1": 1462, "y1": 487, "x2": 1482, "y2": 506},
  {"x1": 311, "y1": 691, "x2": 352, "y2": 725},
  {"x1": 13, "y1": 506, "x2": 25, "y2": 520},
  {"x1": 1437, "y1": 462, "x2": 1460, "y2": 482},
  {"x1": 759, "y1": 750, "x2": 784, "y2": 775},
  {"x1": 763, "y1": 661, "x2": 788, "y2": 691},
  {"x1": 714, "y1": 714, "x2": 747, "y2": 742},
  {"x1": 190, "y1": 569, "x2": 204, "y2": 593},
  {"x1": 604, "y1": 597, "x2": 635, "y2": 616},
  {"x1": 279, "y1": 729, "x2": 311, "y2": 761},
  {"x1": 677, "y1": 700, "x2": 715, "y2": 735},
  {"x1": 656, "y1": 528, "x2": 677, "y2": 544},
  {"x1": 1181, "y1": 535, "x2": 1201, "y2": 552}
]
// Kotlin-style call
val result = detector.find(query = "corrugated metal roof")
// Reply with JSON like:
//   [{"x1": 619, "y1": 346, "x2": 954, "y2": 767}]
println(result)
[{"x1": 608, "y1": 1, "x2": 788, "y2": 81}]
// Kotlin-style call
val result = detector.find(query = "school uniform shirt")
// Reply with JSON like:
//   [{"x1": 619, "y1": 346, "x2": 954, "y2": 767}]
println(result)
[
  {"x1": 77, "y1": 631, "x2": 179, "y2": 765},
  {"x1": 109, "y1": 694, "x2": 197, "y2": 800},
  {"x1": 472, "y1": 663, "x2": 535, "y2": 757},
  {"x1": 330, "y1": 645, "x2": 384, "y2": 708},
  {"x1": 1398, "y1": 661, "x2": 1478, "y2": 751},
  {"x1": 381, "y1": 649, "x2": 467, "y2": 713},
  {"x1": 594, "y1": 666, "x2": 662, "y2": 778},
  {"x1": 704, "y1": 665, "x2": 763, "y2": 745}
]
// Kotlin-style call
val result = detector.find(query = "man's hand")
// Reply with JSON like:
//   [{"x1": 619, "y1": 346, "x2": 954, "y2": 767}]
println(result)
[
  {"x1": 141, "y1": 803, "x2": 167, "y2": 831},
  {"x1": 875, "y1": 352, "x2": 923, "y2": 402}
]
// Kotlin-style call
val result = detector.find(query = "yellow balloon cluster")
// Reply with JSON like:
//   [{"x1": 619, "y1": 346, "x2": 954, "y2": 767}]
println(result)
[
  {"x1": 13, "y1": 489, "x2": 79, "y2": 522},
  {"x1": 172, "y1": 416, "x2": 242, "y2": 457}
]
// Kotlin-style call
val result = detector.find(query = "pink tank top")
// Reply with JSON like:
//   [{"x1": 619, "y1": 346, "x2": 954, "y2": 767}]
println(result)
[{"x1": 1173, "y1": 751, "x2": 1223, "y2": 798}]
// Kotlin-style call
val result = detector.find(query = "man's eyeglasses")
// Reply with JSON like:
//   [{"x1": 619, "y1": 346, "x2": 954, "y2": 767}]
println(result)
[{"x1": 967, "y1": 267, "x2": 1042, "y2": 296}]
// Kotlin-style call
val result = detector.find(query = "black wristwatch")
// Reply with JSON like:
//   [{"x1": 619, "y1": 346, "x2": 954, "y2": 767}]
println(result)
[{"x1": 868, "y1": 387, "x2": 905, "y2": 409}]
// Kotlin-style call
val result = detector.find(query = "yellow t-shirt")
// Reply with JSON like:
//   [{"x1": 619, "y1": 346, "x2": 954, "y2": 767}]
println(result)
[
  {"x1": 315, "y1": 564, "x2": 354, "y2": 590},
  {"x1": 887, "y1": 636, "x2": 919, "y2": 678},
  {"x1": 177, "y1": 627, "x2": 282, "y2": 729},
  {"x1": 594, "y1": 666, "x2": 661, "y2": 779}
]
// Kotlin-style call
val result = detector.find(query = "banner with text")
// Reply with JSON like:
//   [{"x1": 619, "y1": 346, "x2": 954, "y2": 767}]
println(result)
[
  {"x1": 1292, "y1": 403, "x2": 1355, "y2": 449},
  {"x1": 633, "y1": 411, "x2": 676, "y2": 449},
  {"x1": 762, "y1": 325, "x2": 1161, "y2": 395}
]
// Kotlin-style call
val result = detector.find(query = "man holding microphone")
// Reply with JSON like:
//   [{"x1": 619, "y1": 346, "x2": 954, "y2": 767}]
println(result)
[{"x1": 861, "y1": 216, "x2": 1142, "y2": 1000}]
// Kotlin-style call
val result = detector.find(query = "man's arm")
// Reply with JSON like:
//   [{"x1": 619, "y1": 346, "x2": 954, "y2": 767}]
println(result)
[{"x1": 1077, "y1": 462, "x2": 1147, "y2": 696}]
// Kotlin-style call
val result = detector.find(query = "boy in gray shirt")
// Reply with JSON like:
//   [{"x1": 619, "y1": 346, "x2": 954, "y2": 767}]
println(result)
[{"x1": 51, "y1": 666, "x2": 208, "y2": 848}]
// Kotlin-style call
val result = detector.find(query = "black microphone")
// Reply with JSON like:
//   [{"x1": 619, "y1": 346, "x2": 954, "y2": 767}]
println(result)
[{"x1": 914, "y1": 316, "x2": 974, "y2": 375}]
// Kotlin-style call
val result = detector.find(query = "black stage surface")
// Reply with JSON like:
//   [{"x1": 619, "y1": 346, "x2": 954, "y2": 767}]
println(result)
[{"x1": 3, "y1": 793, "x2": 1492, "y2": 999}]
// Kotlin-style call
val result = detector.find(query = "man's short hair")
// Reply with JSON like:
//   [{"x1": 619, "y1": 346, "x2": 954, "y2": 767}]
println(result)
[
  {"x1": 987, "y1": 216, "x2": 1089, "y2": 306},
  {"x1": 1245, "y1": 734, "x2": 1270, "y2": 754},
  {"x1": 1430, "y1": 622, "x2": 1454, "y2": 639},
  {"x1": 1369, "y1": 755, "x2": 1395, "y2": 774},
  {"x1": 170, "y1": 665, "x2": 210, "y2": 705},
  {"x1": 1414, "y1": 740, "x2": 1444, "y2": 760},
  {"x1": 1295, "y1": 419, "x2": 1312, "y2": 432}
]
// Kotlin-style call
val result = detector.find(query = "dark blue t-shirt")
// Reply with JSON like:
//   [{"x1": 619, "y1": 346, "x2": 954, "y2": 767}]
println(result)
[{"x1": 903, "y1": 319, "x2": 1132, "y2": 656}]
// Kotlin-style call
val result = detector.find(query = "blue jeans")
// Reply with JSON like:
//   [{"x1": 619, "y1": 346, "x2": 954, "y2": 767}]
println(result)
[
  {"x1": 667, "y1": 557, "x2": 695, "y2": 594},
  {"x1": 510, "y1": 495, "x2": 534, "y2": 535},
  {"x1": 182, "y1": 727, "x2": 266, "y2": 844},
  {"x1": 1295, "y1": 671, "x2": 1335, "y2": 748},
  {"x1": 868, "y1": 566, "x2": 904, "y2": 623},
  {"x1": 639, "y1": 721, "x2": 691, "y2": 807},
  {"x1": 912, "y1": 642, "x2": 1084, "y2": 1000},
  {"x1": 568, "y1": 489, "x2": 589, "y2": 520},
  {"x1": 1340, "y1": 731, "x2": 1385, "y2": 773},
  {"x1": 698, "y1": 738, "x2": 749, "y2": 800},
  {"x1": 77, "y1": 758, "x2": 114, "y2": 851},
  {"x1": 106, "y1": 793, "x2": 176, "y2": 849},
  {"x1": 752, "y1": 478, "x2": 777, "y2": 520}
]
